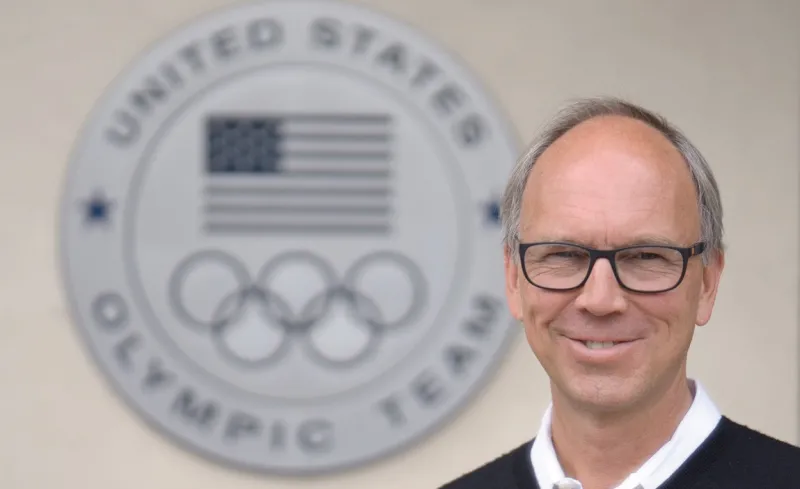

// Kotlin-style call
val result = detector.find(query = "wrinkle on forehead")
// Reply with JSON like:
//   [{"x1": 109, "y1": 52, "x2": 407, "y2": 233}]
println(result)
[{"x1": 520, "y1": 115, "x2": 701, "y2": 247}]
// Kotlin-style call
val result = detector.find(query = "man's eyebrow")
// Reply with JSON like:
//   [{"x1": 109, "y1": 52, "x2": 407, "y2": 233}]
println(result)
[
  {"x1": 622, "y1": 235, "x2": 685, "y2": 247},
  {"x1": 520, "y1": 235, "x2": 580, "y2": 244},
  {"x1": 522, "y1": 234, "x2": 686, "y2": 247}
]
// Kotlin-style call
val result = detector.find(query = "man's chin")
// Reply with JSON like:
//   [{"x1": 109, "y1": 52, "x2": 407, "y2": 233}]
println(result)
[{"x1": 556, "y1": 375, "x2": 645, "y2": 414}]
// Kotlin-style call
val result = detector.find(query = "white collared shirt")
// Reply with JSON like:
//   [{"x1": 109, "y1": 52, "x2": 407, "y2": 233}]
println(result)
[{"x1": 530, "y1": 380, "x2": 722, "y2": 489}]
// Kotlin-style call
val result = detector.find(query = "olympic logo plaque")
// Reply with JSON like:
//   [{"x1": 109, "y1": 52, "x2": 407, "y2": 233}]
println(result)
[{"x1": 59, "y1": 0, "x2": 520, "y2": 475}]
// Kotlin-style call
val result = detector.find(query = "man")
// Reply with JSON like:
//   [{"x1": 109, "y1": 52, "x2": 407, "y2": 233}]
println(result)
[{"x1": 440, "y1": 97, "x2": 800, "y2": 489}]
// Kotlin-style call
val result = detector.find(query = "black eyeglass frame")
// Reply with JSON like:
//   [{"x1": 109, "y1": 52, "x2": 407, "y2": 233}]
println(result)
[{"x1": 517, "y1": 241, "x2": 706, "y2": 294}]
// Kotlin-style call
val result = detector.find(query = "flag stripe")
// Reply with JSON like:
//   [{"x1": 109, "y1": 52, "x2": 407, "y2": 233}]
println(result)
[
  {"x1": 277, "y1": 161, "x2": 389, "y2": 173},
  {"x1": 247, "y1": 113, "x2": 391, "y2": 124},
  {"x1": 265, "y1": 169, "x2": 390, "y2": 178},
  {"x1": 271, "y1": 139, "x2": 390, "y2": 153},
  {"x1": 205, "y1": 212, "x2": 389, "y2": 223},
  {"x1": 206, "y1": 199, "x2": 391, "y2": 209},
  {"x1": 205, "y1": 223, "x2": 390, "y2": 234},
  {"x1": 275, "y1": 150, "x2": 390, "y2": 160},
  {"x1": 204, "y1": 184, "x2": 391, "y2": 198},
  {"x1": 206, "y1": 169, "x2": 390, "y2": 178},
  {"x1": 205, "y1": 174, "x2": 390, "y2": 185},
  {"x1": 280, "y1": 132, "x2": 391, "y2": 143},
  {"x1": 205, "y1": 203, "x2": 390, "y2": 215}
]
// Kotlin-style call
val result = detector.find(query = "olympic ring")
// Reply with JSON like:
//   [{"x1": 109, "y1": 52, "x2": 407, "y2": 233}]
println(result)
[
  {"x1": 344, "y1": 251, "x2": 426, "y2": 330},
  {"x1": 167, "y1": 249, "x2": 427, "y2": 369},
  {"x1": 209, "y1": 287, "x2": 291, "y2": 369},
  {"x1": 255, "y1": 250, "x2": 338, "y2": 334},
  {"x1": 169, "y1": 250, "x2": 250, "y2": 332}
]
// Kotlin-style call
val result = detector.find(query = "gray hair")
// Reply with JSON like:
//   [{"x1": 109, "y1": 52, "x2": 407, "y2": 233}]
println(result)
[{"x1": 500, "y1": 96, "x2": 725, "y2": 263}]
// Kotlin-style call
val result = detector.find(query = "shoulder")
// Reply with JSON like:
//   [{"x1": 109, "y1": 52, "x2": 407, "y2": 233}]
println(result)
[
  {"x1": 721, "y1": 416, "x2": 800, "y2": 458},
  {"x1": 437, "y1": 439, "x2": 536, "y2": 489},
  {"x1": 705, "y1": 416, "x2": 800, "y2": 482}
]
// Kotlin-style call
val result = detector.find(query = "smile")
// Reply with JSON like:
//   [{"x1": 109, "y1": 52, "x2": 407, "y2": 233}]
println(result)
[
  {"x1": 570, "y1": 338, "x2": 635, "y2": 348},
  {"x1": 583, "y1": 340, "x2": 620, "y2": 350},
  {"x1": 564, "y1": 337, "x2": 640, "y2": 362}
]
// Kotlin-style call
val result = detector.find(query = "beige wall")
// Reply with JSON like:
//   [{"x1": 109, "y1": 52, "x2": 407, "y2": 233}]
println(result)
[{"x1": 2, "y1": 0, "x2": 799, "y2": 487}]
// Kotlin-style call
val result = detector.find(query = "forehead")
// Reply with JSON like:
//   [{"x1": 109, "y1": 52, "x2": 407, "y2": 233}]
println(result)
[{"x1": 520, "y1": 115, "x2": 700, "y2": 246}]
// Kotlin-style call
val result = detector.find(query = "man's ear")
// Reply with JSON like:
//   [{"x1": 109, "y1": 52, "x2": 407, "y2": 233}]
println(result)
[
  {"x1": 696, "y1": 250, "x2": 725, "y2": 326},
  {"x1": 504, "y1": 245, "x2": 523, "y2": 322}
]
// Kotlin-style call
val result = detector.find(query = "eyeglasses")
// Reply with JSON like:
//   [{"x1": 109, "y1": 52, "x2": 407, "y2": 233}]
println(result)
[{"x1": 518, "y1": 241, "x2": 706, "y2": 293}]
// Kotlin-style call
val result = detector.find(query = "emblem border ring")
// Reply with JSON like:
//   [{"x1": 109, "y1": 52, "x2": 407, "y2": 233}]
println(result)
[{"x1": 58, "y1": 0, "x2": 522, "y2": 476}]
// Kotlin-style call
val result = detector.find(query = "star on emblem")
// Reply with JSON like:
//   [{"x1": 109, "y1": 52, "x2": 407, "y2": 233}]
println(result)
[
  {"x1": 483, "y1": 197, "x2": 501, "y2": 226},
  {"x1": 81, "y1": 191, "x2": 114, "y2": 225}
]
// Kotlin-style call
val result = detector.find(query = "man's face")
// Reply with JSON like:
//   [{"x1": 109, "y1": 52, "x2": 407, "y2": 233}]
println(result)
[{"x1": 504, "y1": 115, "x2": 724, "y2": 413}]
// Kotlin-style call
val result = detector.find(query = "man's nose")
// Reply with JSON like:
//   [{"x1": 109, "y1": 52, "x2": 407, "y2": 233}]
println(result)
[{"x1": 573, "y1": 258, "x2": 628, "y2": 316}]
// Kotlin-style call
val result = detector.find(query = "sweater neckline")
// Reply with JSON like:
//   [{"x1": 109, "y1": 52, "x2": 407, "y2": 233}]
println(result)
[{"x1": 510, "y1": 416, "x2": 734, "y2": 489}]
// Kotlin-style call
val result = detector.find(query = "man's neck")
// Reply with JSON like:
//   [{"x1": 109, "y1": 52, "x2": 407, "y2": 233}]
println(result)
[{"x1": 549, "y1": 375, "x2": 694, "y2": 489}]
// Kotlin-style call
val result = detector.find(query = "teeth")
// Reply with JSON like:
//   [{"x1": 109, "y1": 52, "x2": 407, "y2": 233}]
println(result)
[{"x1": 584, "y1": 341, "x2": 617, "y2": 350}]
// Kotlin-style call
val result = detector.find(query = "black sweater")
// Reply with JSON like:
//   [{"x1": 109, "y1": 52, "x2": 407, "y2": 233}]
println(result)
[{"x1": 439, "y1": 416, "x2": 800, "y2": 489}]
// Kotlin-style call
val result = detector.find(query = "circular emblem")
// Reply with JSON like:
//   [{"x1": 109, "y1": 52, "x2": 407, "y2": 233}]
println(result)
[{"x1": 59, "y1": 0, "x2": 519, "y2": 475}]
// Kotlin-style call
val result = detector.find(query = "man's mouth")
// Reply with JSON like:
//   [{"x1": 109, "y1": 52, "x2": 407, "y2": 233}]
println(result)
[
  {"x1": 573, "y1": 339, "x2": 637, "y2": 350},
  {"x1": 561, "y1": 335, "x2": 641, "y2": 362},
  {"x1": 582, "y1": 340, "x2": 619, "y2": 350}
]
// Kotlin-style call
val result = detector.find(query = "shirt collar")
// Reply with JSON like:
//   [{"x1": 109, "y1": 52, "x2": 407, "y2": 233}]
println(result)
[{"x1": 530, "y1": 379, "x2": 722, "y2": 489}]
